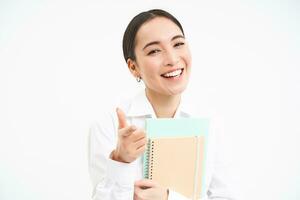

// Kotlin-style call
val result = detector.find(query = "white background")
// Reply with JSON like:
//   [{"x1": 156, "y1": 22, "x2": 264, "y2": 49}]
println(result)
[{"x1": 1, "y1": 0, "x2": 299, "y2": 199}]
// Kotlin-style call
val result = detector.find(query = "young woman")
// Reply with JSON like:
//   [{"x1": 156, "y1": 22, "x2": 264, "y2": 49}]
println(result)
[{"x1": 89, "y1": 9, "x2": 235, "y2": 200}]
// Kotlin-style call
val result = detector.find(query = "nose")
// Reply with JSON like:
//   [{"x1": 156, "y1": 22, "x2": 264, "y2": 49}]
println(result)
[{"x1": 163, "y1": 48, "x2": 179, "y2": 67}]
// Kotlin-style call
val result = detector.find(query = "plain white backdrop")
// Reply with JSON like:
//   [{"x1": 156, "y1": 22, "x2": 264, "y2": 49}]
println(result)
[{"x1": 1, "y1": 0, "x2": 299, "y2": 199}]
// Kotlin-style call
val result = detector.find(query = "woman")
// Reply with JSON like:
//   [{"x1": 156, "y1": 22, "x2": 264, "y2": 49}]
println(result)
[{"x1": 89, "y1": 9, "x2": 235, "y2": 200}]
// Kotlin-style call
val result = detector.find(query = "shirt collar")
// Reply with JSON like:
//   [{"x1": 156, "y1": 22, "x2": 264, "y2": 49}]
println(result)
[{"x1": 127, "y1": 89, "x2": 192, "y2": 118}]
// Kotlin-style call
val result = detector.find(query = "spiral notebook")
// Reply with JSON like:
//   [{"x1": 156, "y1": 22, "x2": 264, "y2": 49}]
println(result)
[{"x1": 143, "y1": 118, "x2": 209, "y2": 199}]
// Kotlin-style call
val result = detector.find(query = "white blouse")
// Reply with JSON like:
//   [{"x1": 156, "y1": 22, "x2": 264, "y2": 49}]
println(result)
[{"x1": 88, "y1": 89, "x2": 236, "y2": 200}]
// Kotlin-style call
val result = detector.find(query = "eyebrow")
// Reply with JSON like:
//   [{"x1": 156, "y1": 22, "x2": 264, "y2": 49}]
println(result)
[{"x1": 142, "y1": 35, "x2": 185, "y2": 50}]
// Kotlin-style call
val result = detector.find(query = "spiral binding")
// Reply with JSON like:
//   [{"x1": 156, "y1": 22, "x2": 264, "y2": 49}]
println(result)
[
  {"x1": 143, "y1": 139, "x2": 151, "y2": 179},
  {"x1": 149, "y1": 140, "x2": 155, "y2": 180}
]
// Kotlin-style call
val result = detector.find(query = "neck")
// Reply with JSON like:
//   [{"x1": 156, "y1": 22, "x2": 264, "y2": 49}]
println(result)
[{"x1": 145, "y1": 88, "x2": 181, "y2": 118}]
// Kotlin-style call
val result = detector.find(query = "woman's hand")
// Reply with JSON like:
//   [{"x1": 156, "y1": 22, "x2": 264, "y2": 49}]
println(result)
[
  {"x1": 134, "y1": 179, "x2": 169, "y2": 200},
  {"x1": 111, "y1": 108, "x2": 147, "y2": 163}
]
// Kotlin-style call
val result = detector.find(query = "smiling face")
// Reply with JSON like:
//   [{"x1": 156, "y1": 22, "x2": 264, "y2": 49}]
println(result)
[{"x1": 128, "y1": 17, "x2": 192, "y2": 97}]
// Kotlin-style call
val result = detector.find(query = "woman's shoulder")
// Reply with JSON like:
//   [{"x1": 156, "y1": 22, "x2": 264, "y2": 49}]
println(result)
[
  {"x1": 181, "y1": 92, "x2": 219, "y2": 119},
  {"x1": 181, "y1": 91, "x2": 225, "y2": 138}
]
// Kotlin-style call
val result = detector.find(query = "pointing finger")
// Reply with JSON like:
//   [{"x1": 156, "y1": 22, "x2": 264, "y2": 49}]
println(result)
[{"x1": 116, "y1": 107, "x2": 127, "y2": 129}]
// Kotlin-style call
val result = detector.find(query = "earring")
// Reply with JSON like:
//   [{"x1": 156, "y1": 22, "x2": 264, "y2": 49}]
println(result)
[{"x1": 136, "y1": 76, "x2": 141, "y2": 82}]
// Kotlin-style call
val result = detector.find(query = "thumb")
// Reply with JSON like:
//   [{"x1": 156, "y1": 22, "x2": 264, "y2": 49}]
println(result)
[
  {"x1": 134, "y1": 179, "x2": 158, "y2": 189},
  {"x1": 116, "y1": 107, "x2": 127, "y2": 129}
]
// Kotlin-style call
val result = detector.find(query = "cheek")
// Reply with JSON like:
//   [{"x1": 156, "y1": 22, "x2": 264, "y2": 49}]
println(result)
[
  {"x1": 180, "y1": 44, "x2": 192, "y2": 64},
  {"x1": 182, "y1": 50, "x2": 192, "y2": 68},
  {"x1": 140, "y1": 59, "x2": 162, "y2": 77}
]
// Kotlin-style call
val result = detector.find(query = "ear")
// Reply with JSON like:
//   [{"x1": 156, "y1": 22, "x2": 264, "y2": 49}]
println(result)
[{"x1": 127, "y1": 58, "x2": 141, "y2": 79}]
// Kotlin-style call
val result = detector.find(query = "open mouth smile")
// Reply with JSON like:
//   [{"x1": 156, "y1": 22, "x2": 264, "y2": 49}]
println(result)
[{"x1": 161, "y1": 68, "x2": 184, "y2": 78}]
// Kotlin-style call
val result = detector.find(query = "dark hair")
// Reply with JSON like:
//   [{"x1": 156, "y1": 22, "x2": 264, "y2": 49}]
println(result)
[{"x1": 122, "y1": 9, "x2": 185, "y2": 62}]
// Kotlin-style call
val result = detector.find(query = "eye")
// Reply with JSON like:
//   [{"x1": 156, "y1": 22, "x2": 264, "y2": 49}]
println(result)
[
  {"x1": 147, "y1": 49, "x2": 161, "y2": 55},
  {"x1": 174, "y1": 42, "x2": 185, "y2": 48}
]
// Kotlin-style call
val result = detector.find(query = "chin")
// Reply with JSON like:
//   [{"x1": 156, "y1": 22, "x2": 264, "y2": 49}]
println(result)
[{"x1": 166, "y1": 84, "x2": 188, "y2": 96}]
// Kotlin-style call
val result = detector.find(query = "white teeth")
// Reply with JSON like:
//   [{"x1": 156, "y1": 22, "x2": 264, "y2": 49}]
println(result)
[{"x1": 162, "y1": 69, "x2": 182, "y2": 78}]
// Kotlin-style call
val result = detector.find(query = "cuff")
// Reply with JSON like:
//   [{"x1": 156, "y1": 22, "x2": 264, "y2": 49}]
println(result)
[{"x1": 106, "y1": 157, "x2": 138, "y2": 185}]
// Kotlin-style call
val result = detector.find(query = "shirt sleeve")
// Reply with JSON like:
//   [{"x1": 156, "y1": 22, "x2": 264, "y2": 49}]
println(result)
[
  {"x1": 88, "y1": 111, "x2": 137, "y2": 200},
  {"x1": 206, "y1": 115, "x2": 237, "y2": 200}
]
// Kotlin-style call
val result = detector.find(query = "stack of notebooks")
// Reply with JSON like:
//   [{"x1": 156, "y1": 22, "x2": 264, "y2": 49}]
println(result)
[{"x1": 143, "y1": 118, "x2": 209, "y2": 200}]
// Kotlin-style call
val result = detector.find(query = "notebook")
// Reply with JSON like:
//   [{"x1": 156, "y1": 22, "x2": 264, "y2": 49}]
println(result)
[{"x1": 143, "y1": 118, "x2": 209, "y2": 199}]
